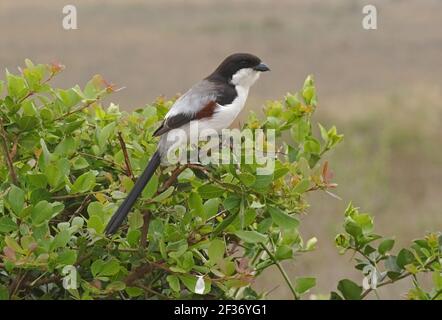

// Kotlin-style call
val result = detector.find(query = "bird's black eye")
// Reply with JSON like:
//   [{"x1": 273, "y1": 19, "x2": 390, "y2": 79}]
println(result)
[{"x1": 240, "y1": 60, "x2": 248, "y2": 66}]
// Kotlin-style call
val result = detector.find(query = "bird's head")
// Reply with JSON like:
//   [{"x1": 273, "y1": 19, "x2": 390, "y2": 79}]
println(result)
[{"x1": 208, "y1": 53, "x2": 270, "y2": 88}]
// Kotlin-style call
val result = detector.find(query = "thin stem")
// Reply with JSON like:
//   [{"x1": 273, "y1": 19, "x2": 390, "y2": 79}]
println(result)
[
  {"x1": 77, "y1": 152, "x2": 126, "y2": 171},
  {"x1": 157, "y1": 164, "x2": 189, "y2": 194},
  {"x1": 140, "y1": 211, "x2": 151, "y2": 249},
  {"x1": 54, "y1": 99, "x2": 97, "y2": 122},
  {"x1": 0, "y1": 118, "x2": 18, "y2": 185},
  {"x1": 361, "y1": 272, "x2": 411, "y2": 299},
  {"x1": 117, "y1": 131, "x2": 135, "y2": 181},
  {"x1": 51, "y1": 189, "x2": 110, "y2": 200},
  {"x1": 260, "y1": 243, "x2": 299, "y2": 300}
]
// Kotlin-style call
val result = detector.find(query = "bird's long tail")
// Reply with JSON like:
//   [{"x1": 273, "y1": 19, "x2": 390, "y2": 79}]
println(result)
[{"x1": 105, "y1": 151, "x2": 161, "y2": 235}]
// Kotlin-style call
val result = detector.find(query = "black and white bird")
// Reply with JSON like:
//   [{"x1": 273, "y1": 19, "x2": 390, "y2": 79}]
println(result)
[{"x1": 105, "y1": 53, "x2": 270, "y2": 235}]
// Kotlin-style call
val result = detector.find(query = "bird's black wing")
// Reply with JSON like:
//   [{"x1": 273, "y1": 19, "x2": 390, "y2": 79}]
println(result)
[
  {"x1": 152, "y1": 80, "x2": 237, "y2": 137},
  {"x1": 152, "y1": 112, "x2": 195, "y2": 137}
]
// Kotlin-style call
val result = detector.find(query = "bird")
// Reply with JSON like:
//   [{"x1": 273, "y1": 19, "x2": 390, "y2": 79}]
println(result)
[{"x1": 105, "y1": 53, "x2": 270, "y2": 235}]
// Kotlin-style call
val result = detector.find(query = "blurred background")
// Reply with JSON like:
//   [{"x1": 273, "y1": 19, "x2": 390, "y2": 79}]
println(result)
[{"x1": 1, "y1": 0, "x2": 441, "y2": 299}]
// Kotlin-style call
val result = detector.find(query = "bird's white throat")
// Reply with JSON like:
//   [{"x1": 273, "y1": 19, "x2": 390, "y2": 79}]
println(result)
[{"x1": 230, "y1": 68, "x2": 260, "y2": 88}]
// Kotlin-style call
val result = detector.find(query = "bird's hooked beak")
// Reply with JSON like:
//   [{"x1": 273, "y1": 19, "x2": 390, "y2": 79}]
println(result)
[{"x1": 253, "y1": 62, "x2": 270, "y2": 72}]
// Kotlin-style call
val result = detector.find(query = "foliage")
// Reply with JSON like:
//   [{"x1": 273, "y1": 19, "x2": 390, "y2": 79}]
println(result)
[
  {"x1": 0, "y1": 60, "x2": 439, "y2": 300},
  {"x1": 334, "y1": 203, "x2": 442, "y2": 300}
]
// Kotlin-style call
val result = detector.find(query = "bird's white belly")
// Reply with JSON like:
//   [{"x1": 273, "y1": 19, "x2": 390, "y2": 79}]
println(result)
[
  {"x1": 158, "y1": 85, "x2": 249, "y2": 161},
  {"x1": 199, "y1": 85, "x2": 249, "y2": 133}
]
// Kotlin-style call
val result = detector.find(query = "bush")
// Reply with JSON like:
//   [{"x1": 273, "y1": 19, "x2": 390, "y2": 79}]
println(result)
[{"x1": 0, "y1": 61, "x2": 440, "y2": 300}]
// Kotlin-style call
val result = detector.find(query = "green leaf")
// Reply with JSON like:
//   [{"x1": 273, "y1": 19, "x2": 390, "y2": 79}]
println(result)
[
  {"x1": 51, "y1": 230, "x2": 71, "y2": 250},
  {"x1": 197, "y1": 185, "x2": 224, "y2": 199},
  {"x1": 178, "y1": 274, "x2": 210, "y2": 294},
  {"x1": 189, "y1": 192, "x2": 204, "y2": 217},
  {"x1": 397, "y1": 248, "x2": 415, "y2": 269},
  {"x1": 93, "y1": 259, "x2": 120, "y2": 277},
  {"x1": 268, "y1": 206, "x2": 299, "y2": 230},
  {"x1": 291, "y1": 118, "x2": 310, "y2": 144},
  {"x1": 223, "y1": 195, "x2": 241, "y2": 212},
  {"x1": 97, "y1": 122, "x2": 116, "y2": 150},
  {"x1": 238, "y1": 173, "x2": 256, "y2": 187},
  {"x1": 353, "y1": 214, "x2": 374, "y2": 234},
  {"x1": 203, "y1": 198, "x2": 220, "y2": 219},
  {"x1": 212, "y1": 210, "x2": 239, "y2": 238},
  {"x1": 295, "y1": 277, "x2": 316, "y2": 294},
  {"x1": 208, "y1": 239, "x2": 225, "y2": 264},
  {"x1": 128, "y1": 211, "x2": 144, "y2": 230},
  {"x1": 17, "y1": 116, "x2": 40, "y2": 131},
  {"x1": 91, "y1": 259, "x2": 105, "y2": 277},
  {"x1": 44, "y1": 164, "x2": 61, "y2": 188},
  {"x1": 337, "y1": 279, "x2": 362, "y2": 300},
  {"x1": 71, "y1": 172, "x2": 96, "y2": 193},
  {"x1": 54, "y1": 137, "x2": 76, "y2": 156},
  {"x1": 31, "y1": 200, "x2": 54, "y2": 225},
  {"x1": 8, "y1": 186, "x2": 25, "y2": 215},
  {"x1": 0, "y1": 284, "x2": 9, "y2": 300},
  {"x1": 100, "y1": 260, "x2": 121, "y2": 277},
  {"x1": 152, "y1": 186, "x2": 174, "y2": 202},
  {"x1": 304, "y1": 138, "x2": 321, "y2": 154},
  {"x1": 167, "y1": 275, "x2": 181, "y2": 292},
  {"x1": 318, "y1": 123, "x2": 329, "y2": 143},
  {"x1": 87, "y1": 215, "x2": 104, "y2": 233},
  {"x1": 378, "y1": 239, "x2": 395, "y2": 255},
  {"x1": 293, "y1": 179, "x2": 310, "y2": 194},
  {"x1": 234, "y1": 230, "x2": 267, "y2": 243},
  {"x1": 57, "y1": 249, "x2": 77, "y2": 266},
  {"x1": 28, "y1": 173, "x2": 48, "y2": 188},
  {"x1": 344, "y1": 220, "x2": 362, "y2": 238},
  {"x1": 106, "y1": 281, "x2": 126, "y2": 292},
  {"x1": 126, "y1": 286, "x2": 144, "y2": 297},
  {"x1": 385, "y1": 256, "x2": 402, "y2": 274},
  {"x1": 251, "y1": 174, "x2": 273, "y2": 192},
  {"x1": 141, "y1": 174, "x2": 158, "y2": 198},
  {"x1": 275, "y1": 245, "x2": 293, "y2": 260},
  {"x1": 0, "y1": 216, "x2": 17, "y2": 233},
  {"x1": 6, "y1": 71, "x2": 27, "y2": 99}
]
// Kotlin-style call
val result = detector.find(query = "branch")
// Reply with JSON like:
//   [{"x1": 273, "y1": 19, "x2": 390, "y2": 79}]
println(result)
[
  {"x1": 0, "y1": 118, "x2": 19, "y2": 185},
  {"x1": 260, "y1": 243, "x2": 299, "y2": 300},
  {"x1": 157, "y1": 164, "x2": 189, "y2": 194},
  {"x1": 124, "y1": 264, "x2": 153, "y2": 285},
  {"x1": 54, "y1": 98, "x2": 97, "y2": 122},
  {"x1": 51, "y1": 189, "x2": 111, "y2": 200},
  {"x1": 140, "y1": 211, "x2": 151, "y2": 249},
  {"x1": 77, "y1": 152, "x2": 126, "y2": 172},
  {"x1": 361, "y1": 272, "x2": 411, "y2": 299},
  {"x1": 117, "y1": 131, "x2": 135, "y2": 181},
  {"x1": 359, "y1": 255, "x2": 438, "y2": 299},
  {"x1": 17, "y1": 69, "x2": 57, "y2": 104}
]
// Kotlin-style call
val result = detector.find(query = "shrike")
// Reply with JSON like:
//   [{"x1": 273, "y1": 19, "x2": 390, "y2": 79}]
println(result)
[{"x1": 105, "y1": 53, "x2": 270, "y2": 235}]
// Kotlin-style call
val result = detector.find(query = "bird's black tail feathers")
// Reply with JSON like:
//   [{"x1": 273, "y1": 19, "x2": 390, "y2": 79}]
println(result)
[{"x1": 105, "y1": 151, "x2": 161, "y2": 235}]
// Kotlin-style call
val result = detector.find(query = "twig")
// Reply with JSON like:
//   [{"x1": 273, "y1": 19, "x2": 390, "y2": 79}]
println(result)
[
  {"x1": 140, "y1": 211, "x2": 152, "y2": 249},
  {"x1": 54, "y1": 99, "x2": 97, "y2": 122},
  {"x1": 134, "y1": 283, "x2": 169, "y2": 299},
  {"x1": 9, "y1": 135, "x2": 19, "y2": 160},
  {"x1": 358, "y1": 255, "x2": 437, "y2": 299},
  {"x1": 9, "y1": 270, "x2": 28, "y2": 297},
  {"x1": 51, "y1": 189, "x2": 111, "y2": 200},
  {"x1": 17, "y1": 70, "x2": 57, "y2": 104},
  {"x1": 124, "y1": 264, "x2": 153, "y2": 285},
  {"x1": 68, "y1": 195, "x2": 92, "y2": 223},
  {"x1": 117, "y1": 131, "x2": 135, "y2": 181},
  {"x1": 361, "y1": 272, "x2": 411, "y2": 299},
  {"x1": 260, "y1": 243, "x2": 299, "y2": 300},
  {"x1": 77, "y1": 152, "x2": 126, "y2": 172},
  {"x1": 0, "y1": 118, "x2": 18, "y2": 185},
  {"x1": 157, "y1": 164, "x2": 189, "y2": 194}
]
